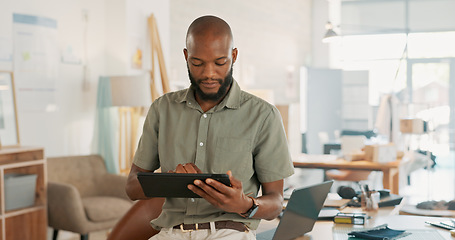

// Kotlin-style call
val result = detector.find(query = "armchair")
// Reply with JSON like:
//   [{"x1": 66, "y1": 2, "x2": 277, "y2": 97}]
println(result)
[{"x1": 47, "y1": 155, "x2": 133, "y2": 240}]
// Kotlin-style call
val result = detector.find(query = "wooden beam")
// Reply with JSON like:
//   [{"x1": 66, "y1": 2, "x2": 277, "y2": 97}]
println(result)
[{"x1": 147, "y1": 14, "x2": 170, "y2": 101}]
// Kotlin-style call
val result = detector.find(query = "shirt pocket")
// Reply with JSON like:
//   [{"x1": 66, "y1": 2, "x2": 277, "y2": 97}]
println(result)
[{"x1": 213, "y1": 137, "x2": 253, "y2": 181}]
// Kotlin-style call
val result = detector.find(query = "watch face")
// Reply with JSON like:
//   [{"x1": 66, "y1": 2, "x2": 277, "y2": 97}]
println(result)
[
  {"x1": 240, "y1": 197, "x2": 259, "y2": 218},
  {"x1": 249, "y1": 204, "x2": 259, "y2": 218}
]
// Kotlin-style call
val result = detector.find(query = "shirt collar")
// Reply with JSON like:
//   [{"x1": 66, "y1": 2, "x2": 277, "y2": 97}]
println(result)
[
  {"x1": 177, "y1": 86, "x2": 195, "y2": 104},
  {"x1": 217, "y1": 79, "x2": 241, "y2": 110},
  {"x1": 177, "y1": 79, "x2": 242, "y2": 110}
]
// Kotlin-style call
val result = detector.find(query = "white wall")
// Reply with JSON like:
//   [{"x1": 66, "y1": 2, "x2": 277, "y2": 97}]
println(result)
[
  {"x1": 0, "y1": 0, "x2": 318, "y2": 157},
  {"x1": 169, "y1": 0, "x2": 312, "y2": 105},
  {"x1": 0, "y1": 0, "x2": 170, "y2": 157},
  {"x1": 0, "y1": 0, "x2": 107, "y2": 156},
  {"x1": 310, "y1": 0, "x2": 330, "y2": 68},
  {"x1": 106, "y1": 0, "x2": 171, "y2": 78}
]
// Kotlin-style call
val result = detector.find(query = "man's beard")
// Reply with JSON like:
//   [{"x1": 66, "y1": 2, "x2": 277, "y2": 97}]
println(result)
[{"x1": 188, "y1": 65, "x2": 233, "y2": 102}]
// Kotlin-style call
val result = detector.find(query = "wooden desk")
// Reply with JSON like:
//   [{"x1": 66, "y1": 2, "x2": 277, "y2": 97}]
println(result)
[
  {"x1": 258, "y1": 207, "x2": 453, "y2": 240},
  {"x1": 301, "y1": 215, "x2": 453, "y2": 239},
  {"x1": 293, "y1": 154, "x2": 401, "y2": 194}
]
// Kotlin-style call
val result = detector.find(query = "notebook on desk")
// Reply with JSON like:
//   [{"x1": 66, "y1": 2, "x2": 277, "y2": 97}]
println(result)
[
  {"x1": 332, "y1": 225, "x2": 445, "y2": 240},
  {"x1": 257, "y1": 181, "x2": 333, "y2": 240}
]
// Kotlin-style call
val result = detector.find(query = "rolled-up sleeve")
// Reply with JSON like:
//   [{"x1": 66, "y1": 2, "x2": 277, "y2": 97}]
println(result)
[
  {"x1": 253, "y1": 106, "x2": 294, "y2": 183},
  {"x1": 133, "y1": 101, "x2": 160, "y2": 171}
]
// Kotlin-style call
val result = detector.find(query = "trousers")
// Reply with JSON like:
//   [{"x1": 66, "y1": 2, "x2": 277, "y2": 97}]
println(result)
[{"x1": 149, "y1": 223, "x2": 256, "y2": 240}]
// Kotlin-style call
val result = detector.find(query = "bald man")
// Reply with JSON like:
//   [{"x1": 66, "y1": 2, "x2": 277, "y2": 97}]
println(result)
[{"x1": 126, "y1": 15, "x2": 294, "y2": 240}]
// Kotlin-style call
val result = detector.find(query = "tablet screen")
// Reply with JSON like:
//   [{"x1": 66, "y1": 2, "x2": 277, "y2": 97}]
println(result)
[{"x1": 137, "y1": 172, "x2": 231, "y2": 198}]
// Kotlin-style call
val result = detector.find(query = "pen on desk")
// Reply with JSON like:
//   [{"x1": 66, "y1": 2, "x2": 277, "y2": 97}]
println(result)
[
  {"x1": 440, "y1": 221, "x2": 455, "y2": 229},
  {"x1": 338, "y1": 202, "x2": 348, "y2": 210}
]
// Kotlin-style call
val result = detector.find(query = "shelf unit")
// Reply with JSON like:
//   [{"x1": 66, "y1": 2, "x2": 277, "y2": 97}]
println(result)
[{"x1": 0, "y1": 146, "x2": 46, "y2": 240}]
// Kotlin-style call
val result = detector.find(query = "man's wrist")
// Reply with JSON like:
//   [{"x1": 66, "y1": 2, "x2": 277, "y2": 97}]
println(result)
[
  {"x1": 239, "y1": 196, "x2": 259, "y2": 218},
  {"x1": 239, "y1": 196, "x2": 254, "y2": 214}
]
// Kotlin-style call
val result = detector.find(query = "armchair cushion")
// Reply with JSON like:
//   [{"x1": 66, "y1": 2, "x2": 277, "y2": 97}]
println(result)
[{"x1": 82, "y1": 196, "x2": 132, "y2": 222}]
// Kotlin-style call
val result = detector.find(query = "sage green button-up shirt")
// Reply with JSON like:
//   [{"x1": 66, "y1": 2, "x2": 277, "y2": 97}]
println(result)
[{"x1": 133, "y1": 80, "x2": 294, "y2": 230}]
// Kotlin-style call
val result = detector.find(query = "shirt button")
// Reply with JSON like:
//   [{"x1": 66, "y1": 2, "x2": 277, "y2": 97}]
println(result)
[
  {"x1": 191, "y1": 198, "x2": 195, "y2": 202},
  {"x1": 199, "y1": 142, "x2": 204, "y2": 147},
  {"x1": 188, "y1": 102, "x2": 192, "y2": 105},
  {"x1": 203, "y1": 114, "x2": 207, "y2": 118}
]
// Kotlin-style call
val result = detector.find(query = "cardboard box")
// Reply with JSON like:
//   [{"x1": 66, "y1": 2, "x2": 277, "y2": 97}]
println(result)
[
  {"x1": 4, "y1": 173, "x2": 37, "y2": 211},
  {"x1": 364, "y1": 144, "x2": 397, "y2": 163},
  {"x1": 400, "y1": 118, "x2": 425, "y2": 134}
]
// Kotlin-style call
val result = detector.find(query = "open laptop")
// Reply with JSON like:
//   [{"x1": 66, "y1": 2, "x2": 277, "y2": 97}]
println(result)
[{"x1": 257, "y1": 181, "x2": 333, "y2": 240}]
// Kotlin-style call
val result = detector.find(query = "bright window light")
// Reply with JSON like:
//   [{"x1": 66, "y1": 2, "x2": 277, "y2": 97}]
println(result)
[
  {"x1": 408, "y1": 32, "x2": 455, "y2": 58},
  {"x1": 341, "y1": 59, "x2": 406, "y2": 105},
  {"x1": 339, "y1": 34, "x2": 407, "y2": 61}
]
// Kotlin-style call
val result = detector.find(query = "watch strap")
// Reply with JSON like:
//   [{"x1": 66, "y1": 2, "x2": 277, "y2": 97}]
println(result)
[{"x1": 240, "y1": 196, "x2": 259, "y2": 218}]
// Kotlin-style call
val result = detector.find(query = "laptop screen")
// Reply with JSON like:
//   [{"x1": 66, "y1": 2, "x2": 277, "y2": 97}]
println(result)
[{"x1": 272, "y1": 181, "x2": 333, "y2": 240}]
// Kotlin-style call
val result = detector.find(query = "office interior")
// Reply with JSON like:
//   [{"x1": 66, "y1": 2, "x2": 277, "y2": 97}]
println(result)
[{"x1": 1, "y1": 0, "x2": 455, "y2": 239}]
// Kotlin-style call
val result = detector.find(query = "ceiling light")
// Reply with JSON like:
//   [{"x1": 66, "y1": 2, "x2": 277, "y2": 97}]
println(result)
[{"x1": 322, "y1": 21, "x2": 340, "y2": 43}]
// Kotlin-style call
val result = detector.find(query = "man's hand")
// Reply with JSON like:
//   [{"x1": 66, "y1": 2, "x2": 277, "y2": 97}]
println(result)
[
  {"x1": 178, "y1": 164, "x2": 285, "y2": 220},
  {"x1": 188, "y1": 170, "x2": 252, "y2": 215},
  {"x1": 172, "y1": 163, "x2": 203, "y2": 173}
]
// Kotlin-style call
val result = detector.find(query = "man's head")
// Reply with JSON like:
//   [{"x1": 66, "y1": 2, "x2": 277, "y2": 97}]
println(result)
[{"x1": 184, "y1": 15, "x2": 238, "y2": 102}]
